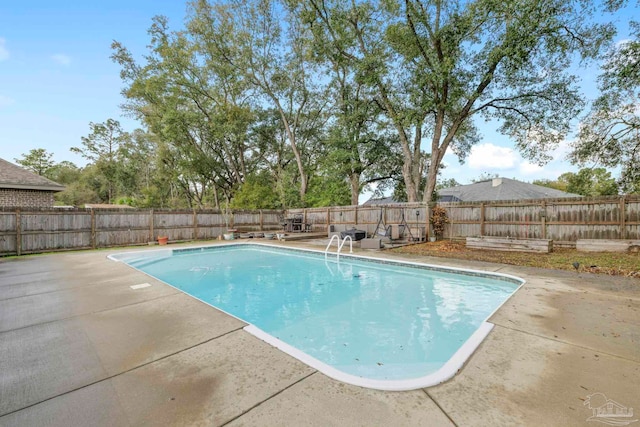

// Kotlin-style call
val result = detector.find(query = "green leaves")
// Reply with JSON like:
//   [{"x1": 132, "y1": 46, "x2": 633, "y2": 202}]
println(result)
[
  {"x1": 14, "y1": 149, "x2": 55, "y2": 176},
  {"x1": 536, "y1": 168, "x2": 619, "y2": 196},
  {"x1": 571, "y1": 20, "x2": 640, "y2": 194},
  {"x1": 96, "y1": 0, "x2": 627, "y2": 207}
]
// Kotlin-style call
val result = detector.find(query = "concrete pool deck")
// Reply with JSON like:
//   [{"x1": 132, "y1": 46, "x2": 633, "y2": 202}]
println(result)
[{"x1": 0, "y1": 241, "x2": 638, "y2": 426}]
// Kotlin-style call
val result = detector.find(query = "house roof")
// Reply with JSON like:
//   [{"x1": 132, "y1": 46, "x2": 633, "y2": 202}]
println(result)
[
  {"x1": 362, "y1": 196, "x2": 398, "y2": 206},
  {"x1": 437, "y1": 177, "x2": 582, "y2": 202},
  {"x1": 0, "y1": 158, "x2": 65, "y2": 192},
  {"x1": 84, "y1": 204, "x2": 134, "y2": 209}
]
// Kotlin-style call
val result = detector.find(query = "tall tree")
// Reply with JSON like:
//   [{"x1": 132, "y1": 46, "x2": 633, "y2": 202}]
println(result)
[
  {"x1": 571, "y1": 20, "x2": 640, "y2": 193},
  {"x1": 71, "y1": 119, "x2": 128, "y2": 204},
  {"x1": 188, "y1": 0, "x2": 327, "y2": 204},
  {"x1": 297, "y1": 0, "x2": 401, "y2": 205},
  {"x1": 112, "y1": 17, "x2": 257, "y2": 208},
  {"x1": 45, "y1": 161, "x2": 80, "y2": 185},
  {"x1": 14, "y1": 148, "x2": 55, "y2": 176},
  {"x1": 437, "y1": 178, "x2": 460, "y2": 190},
  {"x1": 298, "y1": 0, "x2": 617, "y2": 202},
  {"x1": 535, "y1": 168, "x2": 619, "y2": 196},
  {"x1": 114, "y1": 129, "x2": 168, "y2": 206},
  {"x1": 532, "y1": 178, "x2": 567, "y2": 192},
  {"x1": 562, "y1": 168, "x2": 619, "y2": 196}
]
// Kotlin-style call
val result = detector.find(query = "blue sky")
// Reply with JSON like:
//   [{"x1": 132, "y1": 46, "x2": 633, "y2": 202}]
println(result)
[
  {"x1": 0, "y1": 1, "x2": 637, "y2": 188},
  {"x1": 0, "y1": 1, "x2": 186, "y2": 166}
]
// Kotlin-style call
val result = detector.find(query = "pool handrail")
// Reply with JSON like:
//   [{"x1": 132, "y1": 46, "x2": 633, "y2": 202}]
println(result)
[
  {"x1": 337, "y1": 235, "x2": 353, "y2": 261},
  {"x1": 325, "y1": 234, "x2": 353, "y2": 262},
  {"x1": 324, "y1": 234, "x2": 340, "y2": 260}
]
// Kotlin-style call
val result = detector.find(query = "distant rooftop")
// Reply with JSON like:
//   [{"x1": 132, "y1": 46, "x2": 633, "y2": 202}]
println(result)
[
  {"x1": 84, "y1": 204, "x2": 135, "y2": 209},
  {"x1": 362, "y1": 196, "x2": 398, "y2": 206},
  {"x1": 0, "y1": 158, "x2": 65, "y2": 192},
  {"x1": 437, "y1": 177, "x2": 582, "y2": 202}
]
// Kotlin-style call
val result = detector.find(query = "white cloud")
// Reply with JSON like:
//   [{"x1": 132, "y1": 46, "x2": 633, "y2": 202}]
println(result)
[
  {"x1": 468, "y1": 143, "x2": 518, "y2": 169},
  {"x1": 0, "y1": 38, "x2": 9, "y2": 61},
  {"x1": 51, "y1": 54, "x2": 71, "y2": 66},
  {"x1": 616, "y1": 38, "x2": 632, "y2": 48},
  {"x1": 551, "y1": 137, "x2": 573, "y2": 160},
  {"x1": 519, "y1": 161, "x2": 543, "y2": 175},
  {"x1": 0, "y1": 95, "x2": 14, "y2": 108}
]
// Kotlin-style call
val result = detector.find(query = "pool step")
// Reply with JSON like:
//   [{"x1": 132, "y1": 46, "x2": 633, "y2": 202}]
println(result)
[{"x1": 277, "y1": 232, "x2": 327, "y2": 242}]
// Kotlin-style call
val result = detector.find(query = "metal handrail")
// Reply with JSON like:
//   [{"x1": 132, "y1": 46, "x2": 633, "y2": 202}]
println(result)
[
  {"x1": 325, "y1": 234, "x2": 353, "y2": 261},
  {"x1": 337, "y1": 236, "x2": 353, "y2": 261},
  {"x1": 325, "y1": 234, "x2": 340, "y2": 260}
]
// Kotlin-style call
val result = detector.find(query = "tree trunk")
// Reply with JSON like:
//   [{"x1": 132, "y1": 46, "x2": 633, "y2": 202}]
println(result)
[
  {"x1": 212, "y1": 185, "x2": 220, "y2": 210},
  {"x1": 275, "y1": 101, "x2": 308, "y2": 201},
  {"x1": 402, "y1": 161, "x2": 418, "y2": 202},
  {"x1": 353, "y1": 23, "x2": 418, "y2": 202},
  {"x1": 411, "y1": 122, "x2": 423, "y2": 195},
  {"x1": 424, "y1": 158, "x2": 439, "y2": 203},
  {"x1": 349, "y1": 172, "x2": 360, "y2": 206},
  {"x1": 422, "y1": 109, "x2": 446, "y2": 202},
  {"x1": 377, "y1": 88, "x2": 418, "y2": 202}
]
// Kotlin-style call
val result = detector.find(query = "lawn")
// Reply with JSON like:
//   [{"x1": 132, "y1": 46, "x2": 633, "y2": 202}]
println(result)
[{"x1": 390, "y1": 240, "x2": 640, "y2": 278}]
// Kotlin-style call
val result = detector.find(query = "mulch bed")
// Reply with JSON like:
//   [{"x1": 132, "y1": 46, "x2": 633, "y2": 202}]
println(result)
[{"x1": 390, "y1": 240, "x2": 640, "y2": 278}]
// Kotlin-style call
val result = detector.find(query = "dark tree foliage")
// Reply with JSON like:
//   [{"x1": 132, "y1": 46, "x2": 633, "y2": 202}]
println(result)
[{"x1": 571, "y1": 20, "x2": 640, "y2": 194}]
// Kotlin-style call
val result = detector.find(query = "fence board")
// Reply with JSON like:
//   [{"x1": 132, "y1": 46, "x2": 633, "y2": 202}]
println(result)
[
  {"x1": 2, "y1": 197, "x2": 639, "y2": 256},
  {"x1": 291, "y1": 195, "x2": 640, "y2": 244},
  {"x1": 0, "y1": 212, "x2": 17, "y2": 255},
  {"x1": 23, "y1": 232, "x2": 91, "y2": 253},
  {"x1": 0, "y1": 208, "x2": 286, "y2": 256}
]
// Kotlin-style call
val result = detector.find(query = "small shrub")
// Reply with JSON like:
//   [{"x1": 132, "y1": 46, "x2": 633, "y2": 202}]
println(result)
[{"x1": 430, "y1": 206, "x2": 449, "y2": 238}]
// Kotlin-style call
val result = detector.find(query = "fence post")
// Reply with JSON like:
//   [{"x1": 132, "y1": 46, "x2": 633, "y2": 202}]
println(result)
[
  {"x1": 354, "y1": 206, "x2": 358, "y2": 225},
  {"x1": 149, "y1": 209, "x2": 154, "y2": 242},
  {"x1": 424, "y1": 205, "x2": 429, "y2": 232},
  {"x1": 193, "y1": 210, "x2": 198, "y2": 240},
  {"x1": 540, "y1": 201, "x2": 547, "y2": 239},
  {"x1": 91, "y1": 209, "x2": 96, "y2": 249},
  {"x1": 327, "y1": 207, "x2": 330, "y2": 231},
  {"x1": 15, "y1": 209, "x2": 21, "y2": 256},
  {"x1": 480, "y1": 203, "x2": 485, "y2": 236},
  {"x1": 620, "y1": 196, "x2": 626, "y2": 239}
]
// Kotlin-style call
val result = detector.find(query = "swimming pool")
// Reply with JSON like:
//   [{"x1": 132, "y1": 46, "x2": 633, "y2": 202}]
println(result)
[{"x1": 110, "y1": 243, "x2": 523, "y2": 390}]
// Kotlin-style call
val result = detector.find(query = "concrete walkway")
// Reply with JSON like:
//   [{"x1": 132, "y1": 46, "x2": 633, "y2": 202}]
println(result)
[{"x1": 0, "y1": 242, "x2": 638, "y2": 426}]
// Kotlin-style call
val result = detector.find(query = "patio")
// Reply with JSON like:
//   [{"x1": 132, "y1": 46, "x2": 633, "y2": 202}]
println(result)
[{"x1": 0, "y1": 241, "x2": 638, "y2": 426}]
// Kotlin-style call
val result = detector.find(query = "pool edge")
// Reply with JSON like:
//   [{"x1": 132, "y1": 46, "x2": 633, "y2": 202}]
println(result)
[
  {"x1": 108, "y1": 241, "x2": 526, "y2": 391},
  {"x1": 244, "y1": 322, "x2": 494, "y2": 391}
]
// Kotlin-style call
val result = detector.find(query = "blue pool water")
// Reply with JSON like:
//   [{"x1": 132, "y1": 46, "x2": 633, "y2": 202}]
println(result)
[{"x1": 111, "y1": 244, "x2": 522, "y2": 388}]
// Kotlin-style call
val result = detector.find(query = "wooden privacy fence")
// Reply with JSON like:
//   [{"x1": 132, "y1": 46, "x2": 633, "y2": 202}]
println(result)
[
  {"x1": 441, "y1": 195, "x2": 640, "y2": 243},
  {"x1": 0, "y1": 208, "x2": 283, "y2": 256},
  {"x1": 289, "y1": 195, "x2": 640, "y2": 244},
  {"x1": 2, "y1": 195, "x2": 639, "y2": 256},
  {"x1": 288, "y1": 203, "x2": 430, "y2": 237}
]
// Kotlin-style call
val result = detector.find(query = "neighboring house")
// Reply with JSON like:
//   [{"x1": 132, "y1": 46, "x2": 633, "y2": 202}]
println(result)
[
  {"x1": 362, "y1": 196, "x2": 399, "y2": 206},
  {"x1": 84, "y1": 204, "x2": 134, "y2": 209},
  {"x1": 0, "y1": 158, "x2": 65, "y2": 208},
  {"x1": 437, "y1": 177, "x2": 582, "y2": 202}
]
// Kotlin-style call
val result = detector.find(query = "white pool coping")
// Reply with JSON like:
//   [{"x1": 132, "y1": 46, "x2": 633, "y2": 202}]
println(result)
[
  {"x1": 245, "y1": 322, "x2": 494, "y2": 391},
  {"x1": 108, "y1": 241, "x2": 526, "y2": 391}
]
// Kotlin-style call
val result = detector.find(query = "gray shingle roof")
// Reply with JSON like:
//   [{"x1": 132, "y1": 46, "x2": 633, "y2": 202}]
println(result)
[
  {"x1": 0, "y1": 158, "x2": 65, "y2": 191},
  {"x1": 84, "y1": 204, "x2": 134, "y2": 209},
  {"x1": 437, "y1": 177, "x2": 582, "y2": 202},
  {"x1": 362, "y1": 196, "x2": 398, "y2": 206}
]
